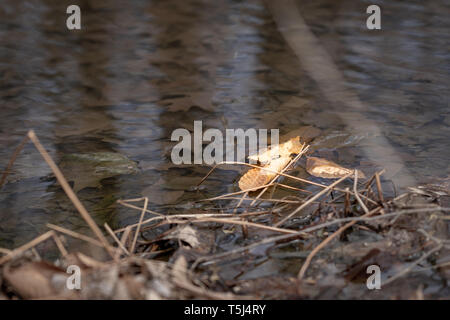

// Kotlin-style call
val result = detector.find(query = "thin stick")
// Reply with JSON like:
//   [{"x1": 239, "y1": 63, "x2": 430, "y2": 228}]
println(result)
[
  {"x1": 0, "y1": 231, "x2": 54, "y2": 265},
  {"x1": 47, "y1": 223, "x2": 104, "y2": 248},
  {"x1": 218, "y1": 197, "x2": 303, "y2": 204},
  {"x1": 198, "y1": 161, "x2": 327, "y2": 189},
  {"x1": 0, "y1": 135, "x2": 29, "y2": 189},
  {"x1": 200, "y1": 182, "x2": 310, "y2": 203},
  {"x1": 297, "y1": 207, "x2": 378, "y2": 280},
  {"x1": 353, "y1": 170, "x2": 369, "y2": 214},
  {"x1": 233, "y1": 191, "x2": 248, "y2": 213},
  {"x1": 120, "y1": 226, "x2": 132, "y2": 254},
  {"x1": 193, "y1": 206, "x2": 449, "y2": 269},
  {"x1": 375, "y1": 172, "x2": 384, "y2": 203},
  {"x1": 52, "y1": 234, "x2": 68, "y2": 257},
  {"x1": 250, "y1": 144, "x2": 308, "y2": 206},
  {"x1": 275, "y1": 172, "x2": 353, "y2": 227},
  {"x1": 130, "y1": 197, "x2": 148, "y2": 254},
  {"x1": 191, "y1": 217, "x2": 297, "y2": 234},
  {"x1": 27, "y1": 130, "x2": 114, "y2": 259},
  {"x1": 104, "y1": 223, "x2": 130, "y2": 257}
]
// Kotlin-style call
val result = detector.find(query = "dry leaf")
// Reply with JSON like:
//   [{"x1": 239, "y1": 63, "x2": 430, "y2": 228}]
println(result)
[
  {"x1": 248, "y1": 136, "x2": 302, "y2": 165},
  {"x1": 239, "y1": 137, "x2": 304, "y2": 191},
  {"x1": 239, "y1": 156, "x2": 292, "y2": 191},
  {"x1": 306, "y1": 157, "x2": 366, "y2": 179}
]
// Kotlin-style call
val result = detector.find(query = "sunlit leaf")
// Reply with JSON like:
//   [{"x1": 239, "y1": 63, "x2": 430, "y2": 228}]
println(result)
[{"x1": 306, "y1": 157, "x2": 365, "y2": 179}]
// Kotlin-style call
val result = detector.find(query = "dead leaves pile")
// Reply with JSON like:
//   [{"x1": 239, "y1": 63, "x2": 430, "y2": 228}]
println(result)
[{"x1": 0, "y1": 253, "x2": 240, "y2": 300}]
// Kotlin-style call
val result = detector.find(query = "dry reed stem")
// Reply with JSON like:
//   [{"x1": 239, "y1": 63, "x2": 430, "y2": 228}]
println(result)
[
  {"x1": 375, "y1": 172, "x2": 384, "y2": 203},
  {"x1": 104, "y1": 223, "x2": 130, "y2": 257},
  {"x1": 0, "y1": 231, "x2": 54, "y2": 265},
  {"x1": 120, "y1": 226, "x2": 132, "y2": 252},
  {"x1": 297, "y1": 206, "x2": 380, "y2": 281},
  {"x1": 27, "y1": 130, "x2": 115, "y2": 259},
  {"x1": 191, "y1": 217, "x2": 297, "y2": 234},
  {"x1": 353, "y1": 170, "x2": 369, "y2": 214},
  {"x1": 52, "y1": 233, "x2": 68, "y2": 257},
  {"x1": 130, "y1": 197, "x2": 148, "y2": 254},
  {"x1": 0, "y1": 135, "x2": 29, "y2": 189},
  {"x1": 193, "y1": 206, "x2": 448, "y2": 269},
  {"x1": 47, "y1": 223, "x2": 104, "y2": 248},
  {"x1": 274, "y1": 172, "x2": 353, "y2": 227},
  {"x1": 250, "y1": 144, "x2": 308, "y2": 206}
]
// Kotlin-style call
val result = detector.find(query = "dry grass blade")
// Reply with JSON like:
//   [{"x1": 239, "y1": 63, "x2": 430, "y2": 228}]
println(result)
[
  {"x1": 274, "y1": 172, "x2": 353, "y2": 227},
  {"x1": 27, "y1": 130, "x2": 114, "y2": 259},
  {"x1": 130, "y1": 197, "x2": 148, "y2": 254},
  {"x1": 0, "y1": 231, "x2": 54, "y2": 265},
  {"x1": 0, "y1": 135, "x2": 29, "y2": 189},
  {"x1": 353, "y1": 170, "x2": 369, "y2": 214},
  {"x1": 47, "y1": 223, "x2": 104, "y2": 248},
  {"x1": 249, "y1": 144, "x2": 308, "y2": 206},
  {"x1": 297, "y1": 207, "x2": 380, "y2": 281},
  {"x1": 104, "y1": 223, "x2": 130, "y2": 257}
]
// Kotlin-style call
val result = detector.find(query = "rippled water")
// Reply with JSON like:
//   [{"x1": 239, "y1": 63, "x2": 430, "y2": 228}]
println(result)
[{"x1": 0, "y1": 0, "x2": 448, "y2": 252}]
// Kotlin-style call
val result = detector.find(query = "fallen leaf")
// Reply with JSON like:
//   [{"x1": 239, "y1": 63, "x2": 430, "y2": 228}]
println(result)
[
  {"x1": 306, "y1": 157, "x2": 366, "y2": 179},
  {"x1": 248, "y1": 136, "x2": 303, "y2": 165},
  {"x1": 239, "y1": 156, "x2": 292, "y2": 191}
]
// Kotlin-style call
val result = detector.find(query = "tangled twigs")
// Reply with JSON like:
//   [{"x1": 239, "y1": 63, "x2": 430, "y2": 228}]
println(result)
[{"x1": 297, "y1": 207, "x2": 380, "y2": 282}]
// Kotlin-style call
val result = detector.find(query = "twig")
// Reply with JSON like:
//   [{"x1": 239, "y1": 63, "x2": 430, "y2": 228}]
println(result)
[
  {"x1": 193, "y1": 206, "x2": 449, "y2": 269},
  {"x1": 0, "y1": 135, "x2": 29, "y2": 189},
  {"x1": 274, "y1": 172, "x2": 353, "y2": 227},
  {"x1": 297, "y1": 207, "x2": 378, "y2": 280},
  {"x1": 353, "y1": 170, "x2": 369, "y2": 214},
  {"x1": 28, "y1": 130, "x2": 115, "y2": 259},
  {"x1": 375, "y1": 171, "x2": 384, "y2": 203},
  {"x1": 130, "y1": 197, "x2": 148, "y2": 254},
  {"x1": 104, "y1": 223, "x2": 130, "y2": 257},
  {"x1": 52, "y1": 234, "x2": 68, "y2": 257},
  {"x1": 0, "y1": 231, "x2": 54, "y2": 265},
  {"x1": 47, "y1": 223, "x2": 104, "y2": 248},
  {"x1": 250, "y1": 144, "x2": 308, "y2": 206}
]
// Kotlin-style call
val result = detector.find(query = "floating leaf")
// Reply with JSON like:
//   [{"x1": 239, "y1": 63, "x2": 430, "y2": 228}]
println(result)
[
  {"x1": 239, "y1": 156, "x2": 292, "y2": 191},
  {"x1": 248, "y1": 136, "x2": 302, "y2": 165},
  {"x1": 306, "y1": 157, "x2": 365, "y2": 179}
]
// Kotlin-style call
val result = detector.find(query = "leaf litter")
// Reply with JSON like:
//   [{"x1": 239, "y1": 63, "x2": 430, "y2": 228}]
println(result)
[{"x1": 0, "y1": 130, "x2": 449, "y2": 300}]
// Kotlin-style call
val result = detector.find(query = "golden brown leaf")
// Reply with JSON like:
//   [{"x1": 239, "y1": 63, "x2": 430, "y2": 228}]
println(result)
[
  {"x1": 306, "y1": 157, "x2": 365, "y2": 179},
  {"x1": 248, "y1": 136, "x2": 302, "y2": 165},
  {"x1": 239, "y1": 156, "x2": 292, "y2": 191}
]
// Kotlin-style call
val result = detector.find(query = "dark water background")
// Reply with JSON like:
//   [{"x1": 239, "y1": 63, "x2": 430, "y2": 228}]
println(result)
[{"x1": 0, "y1": 0, "x2": 448, "y2": 256}]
